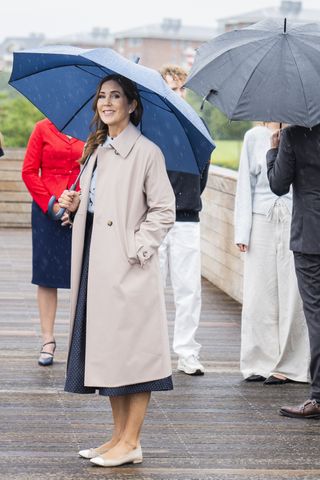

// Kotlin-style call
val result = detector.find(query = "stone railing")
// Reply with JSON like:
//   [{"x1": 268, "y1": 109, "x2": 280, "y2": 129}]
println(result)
[
  {"x1": 0, "y1": 150, "x2": 243, "y2": 302},
  {"x1": 0, "y1": 148, "x2": 31, "y2": 228},
  {"x1": 200, "y1": 165, "x2": 243, "y2": 303}
]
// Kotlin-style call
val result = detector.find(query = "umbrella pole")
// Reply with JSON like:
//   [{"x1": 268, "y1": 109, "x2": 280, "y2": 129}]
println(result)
[{"x1": 200, "y1": 89, "x2": 217, "y2": 111}]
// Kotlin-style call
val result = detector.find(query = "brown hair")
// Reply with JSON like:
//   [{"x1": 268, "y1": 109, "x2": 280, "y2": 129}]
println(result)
[
  {"x1": 81, "y1": 74, "x2": 143, "y2": 163},
  {"x1": 159, "y1": 64, "x2": 188, "y2": 83}
]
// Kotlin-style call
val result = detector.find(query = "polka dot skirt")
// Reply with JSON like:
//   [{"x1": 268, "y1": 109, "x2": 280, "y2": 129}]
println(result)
[{"x1": 64, "y1": 212, "x2": 173, "y2": 397}]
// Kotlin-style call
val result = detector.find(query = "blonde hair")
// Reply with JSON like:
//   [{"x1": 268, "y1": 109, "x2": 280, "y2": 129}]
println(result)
[
  {"x1": 159, "y1": 64, "x2": 188, "y2": 83},
  {"x1": 0, "y1": 132, "x2": 3, "y2": 148}
]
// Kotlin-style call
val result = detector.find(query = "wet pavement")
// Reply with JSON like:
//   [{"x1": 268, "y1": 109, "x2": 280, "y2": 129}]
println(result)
[{"x1": 0, "y1": 228, "x2": 319, "y2": 480}]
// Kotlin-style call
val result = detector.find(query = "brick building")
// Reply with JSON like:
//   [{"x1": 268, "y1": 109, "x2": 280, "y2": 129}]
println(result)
[
  {"x1": 114, "y1": 18, "x2": 216, "y2": 70},
  {"x1": 3, "y1": 2, "x2": 319, "y2": 74},
  {"x1": 47, "y1": 28, "x2": 114, "y2": 49}
]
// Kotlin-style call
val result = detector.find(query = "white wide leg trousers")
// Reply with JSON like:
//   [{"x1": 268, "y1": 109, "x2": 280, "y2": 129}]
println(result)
[
  {"x1": 159, "y1": 222, "x2": 202, "y2": 358},
  {"x1": 240, "y1": 205, "x2": 310, "y2": 382}
]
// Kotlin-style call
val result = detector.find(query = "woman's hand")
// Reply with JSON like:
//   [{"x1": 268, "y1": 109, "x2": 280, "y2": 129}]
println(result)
[
  {"x1": 270, "y1": 129, "x2": 281, "y2": 149},
  {"x1": 237, "y1": 243, "x2": 248, "y2": 253},
  {"x1": 58, "y1": 190, "x2": 81, "y2": 213},
  {"x1": 61, "y1": 211, "x2": 72, "y2": 227}
]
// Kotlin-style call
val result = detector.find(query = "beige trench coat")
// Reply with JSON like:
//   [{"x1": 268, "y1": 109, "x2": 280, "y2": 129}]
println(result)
[{"x1": 69, "y1": 122, "x2": 175, "y2": 388}]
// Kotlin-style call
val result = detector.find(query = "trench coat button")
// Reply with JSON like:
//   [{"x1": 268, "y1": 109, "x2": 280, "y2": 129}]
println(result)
[{"x1": 107, "y1": 220, "x2": 113, "y2": 226}]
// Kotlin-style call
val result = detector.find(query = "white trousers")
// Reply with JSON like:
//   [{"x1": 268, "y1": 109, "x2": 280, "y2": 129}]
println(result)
[
  {"x1": 159, "y1": 222, "x2": 202, "y2": 358},
  {"x1": 241, "y1": 206, "x2": 310, "y2": 381}
]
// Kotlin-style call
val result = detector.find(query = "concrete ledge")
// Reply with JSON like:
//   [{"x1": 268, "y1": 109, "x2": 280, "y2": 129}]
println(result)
[
  {"x1": 0, "y1": 150, "x2": 243, "y2": 302},
  {"x1": 0, "y1": 148, "x2": 31, "y2": 228},
  {"x1": 200, "y1": 165, "x2": 243, "y2": 303}
]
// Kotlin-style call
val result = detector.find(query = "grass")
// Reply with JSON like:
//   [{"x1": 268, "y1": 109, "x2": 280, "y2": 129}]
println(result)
[{"x1": 211, "y1": 140, "x2": 242, "y2": 171}]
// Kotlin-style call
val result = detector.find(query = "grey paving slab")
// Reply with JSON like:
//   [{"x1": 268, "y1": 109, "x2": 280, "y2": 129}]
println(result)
[{"x1": 0, "y1": 228, "x2": 319, "y2": 480}]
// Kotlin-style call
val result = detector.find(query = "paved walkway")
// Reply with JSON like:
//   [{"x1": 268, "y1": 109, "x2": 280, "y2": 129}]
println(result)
[{"x1": 0, "y1": 228, "x2": 319, "y2": 480}]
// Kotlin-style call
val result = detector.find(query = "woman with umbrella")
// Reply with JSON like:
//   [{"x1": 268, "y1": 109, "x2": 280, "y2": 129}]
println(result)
[
  {"x1": 58, "y1": 74, "x2": 175, "y2": 467},
  {"x1": 234, "y1": 122, "x2": 310, "y2": 385}
]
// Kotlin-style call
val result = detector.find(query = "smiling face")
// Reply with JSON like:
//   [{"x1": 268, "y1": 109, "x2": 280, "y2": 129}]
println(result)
[{"x1": 97, "y1": 79, "x2": 137, "y2": 137}]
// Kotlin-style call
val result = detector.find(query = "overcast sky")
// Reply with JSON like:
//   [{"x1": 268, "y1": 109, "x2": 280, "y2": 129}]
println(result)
[{"x1": 2, "y1": 0, "x2": 320, "y2": 42}]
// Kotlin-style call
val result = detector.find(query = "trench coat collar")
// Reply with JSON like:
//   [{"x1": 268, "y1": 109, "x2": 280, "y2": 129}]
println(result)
[{"x1": 107, "y1": 122, "x2": 141, "y2": 158}]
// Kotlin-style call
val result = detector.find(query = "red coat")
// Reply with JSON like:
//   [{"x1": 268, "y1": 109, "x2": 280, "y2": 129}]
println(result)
[{"x1": 22, "y1": 119, "x2": 84, "y2": 213}]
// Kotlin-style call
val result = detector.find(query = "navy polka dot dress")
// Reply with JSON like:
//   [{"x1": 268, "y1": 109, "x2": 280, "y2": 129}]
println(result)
[{"x1": 64, "y1": 212, "x2": 173, "y2": 396}]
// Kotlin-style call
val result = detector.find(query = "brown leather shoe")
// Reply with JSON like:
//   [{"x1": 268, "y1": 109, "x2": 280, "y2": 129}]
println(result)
[{"x1": 279, "y1": 399, "x2": 320, "y2": 419}]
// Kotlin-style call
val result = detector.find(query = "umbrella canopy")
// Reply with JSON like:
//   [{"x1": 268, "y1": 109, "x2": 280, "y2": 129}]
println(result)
[
  {"x1": 9, "y1": 46, "x2": 214, "y2": 175},
  {"x1": 186, "y1": 18, "x2": 320, "y2": 128}
]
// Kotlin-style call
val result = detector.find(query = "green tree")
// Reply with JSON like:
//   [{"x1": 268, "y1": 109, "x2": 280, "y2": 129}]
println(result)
[
  {"x1": 0, "y1": 72, "x2": 18, "y2": 99},
  {"x1": 186, "y1": 90, "x2": 252, "y2": 140},
  {"x1": 0, "y1": 93, "x2": 44, "y2": 147}
]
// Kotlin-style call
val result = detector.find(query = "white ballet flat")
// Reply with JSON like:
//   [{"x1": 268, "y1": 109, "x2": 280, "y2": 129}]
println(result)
[
  {"x1": 90, "y1": 446, "x2": 143, "y2": 467},
  {"x1": 79, "y1": 448, "x2": 100, "y2": 459}
]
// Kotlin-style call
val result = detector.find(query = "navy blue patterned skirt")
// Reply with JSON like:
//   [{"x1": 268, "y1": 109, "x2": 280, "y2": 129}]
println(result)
[
  {"x1": 64, "y1": 212, "x2": 173, "y2": 397},
  {"x1": 31, "y1": 201, "x2": 72, "y2": 288}
]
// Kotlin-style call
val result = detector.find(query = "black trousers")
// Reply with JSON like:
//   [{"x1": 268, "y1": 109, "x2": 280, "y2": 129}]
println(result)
[{"x1": 294, "y1": 252, "x2": 320, "y2": 401}]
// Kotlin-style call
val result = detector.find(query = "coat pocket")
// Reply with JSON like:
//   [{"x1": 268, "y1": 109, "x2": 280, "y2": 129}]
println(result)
[
  {"x1": 127, "y1": 229, "x2": 139, "y2": 265},
  {"x1": 127, "y1": 229, "x2": 153, "y2": 267}
]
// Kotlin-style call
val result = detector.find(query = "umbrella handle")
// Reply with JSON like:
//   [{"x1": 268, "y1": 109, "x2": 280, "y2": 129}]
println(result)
[
  {"x1": 47, "y1": 183, "x2": 77, "y2": 221},
  {"x1": 47, "y1": 195, "x2": 67, "y2": 221}
]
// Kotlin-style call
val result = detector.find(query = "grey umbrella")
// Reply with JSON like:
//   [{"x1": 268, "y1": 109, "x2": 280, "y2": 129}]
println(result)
[{"x1": 186, "y1": 18, "x2": 320, "y2": 128}]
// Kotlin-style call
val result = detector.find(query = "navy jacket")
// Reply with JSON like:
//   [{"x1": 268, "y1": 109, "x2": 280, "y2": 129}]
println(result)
[
  {"x1": 169, "y1": 116, "x2": 211, "y2": 222},
  {"x1": 167, "y1": 161, "x2": 210, "y2": 222}
]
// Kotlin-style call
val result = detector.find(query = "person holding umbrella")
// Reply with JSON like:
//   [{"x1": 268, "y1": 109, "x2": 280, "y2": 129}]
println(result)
[
  {"x1": 234, "y1": 122, "x2": 310, "y2": 385},
  {"x1": 58, "y1": 74, "x2": 175, "y2": 466},
  {"x1": 267, "y1": 125, "x2": 320, "y2": 419},
  {"x1": 22, "y1": 119, "x2": 84, "y2": 366}
]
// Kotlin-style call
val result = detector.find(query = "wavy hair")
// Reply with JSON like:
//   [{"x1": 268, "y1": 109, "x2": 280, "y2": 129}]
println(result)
[
  {"x1": 159, "y1": 64, "x2": 188, "y2": 83},
  {"x1": 81, "y1": 74, "x2": 143, "y2": 163}
]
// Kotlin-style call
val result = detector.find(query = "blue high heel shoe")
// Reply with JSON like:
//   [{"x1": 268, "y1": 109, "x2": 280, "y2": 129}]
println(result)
[{"x1": 38, "y1": 340, "x2": 56, "y2": 366}]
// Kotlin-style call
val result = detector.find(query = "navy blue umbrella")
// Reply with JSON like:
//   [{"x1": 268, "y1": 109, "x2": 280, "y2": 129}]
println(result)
[{"x1": 9, "y1": 45, "x2": 215, "y2": 176}]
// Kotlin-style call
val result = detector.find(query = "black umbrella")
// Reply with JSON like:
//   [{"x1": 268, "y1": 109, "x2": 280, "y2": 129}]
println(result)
[{"x1": 186, "y1": 18, "x2": 320, "y2": 128}]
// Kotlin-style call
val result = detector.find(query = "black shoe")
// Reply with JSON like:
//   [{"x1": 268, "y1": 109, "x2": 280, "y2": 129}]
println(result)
[
  {"x1": 264, "y1": 375, "x2": 294, "y2": 385},
  {"x1": 244, "y1": 374, "x2": 266, "y2": 382}
]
